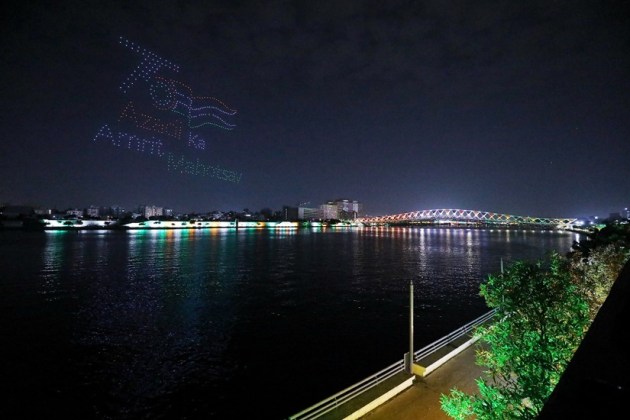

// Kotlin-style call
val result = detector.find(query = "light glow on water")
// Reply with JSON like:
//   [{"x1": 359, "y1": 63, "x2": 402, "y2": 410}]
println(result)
[{"x1": 1, "y1": 228, "x2": 579, "y2": 418}]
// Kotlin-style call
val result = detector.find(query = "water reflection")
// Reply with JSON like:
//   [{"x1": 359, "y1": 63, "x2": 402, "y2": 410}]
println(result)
[
  {"x1": 41, "y1": 231, "x2": 69, "y2": 299},
  {"x1": 3, "y1": 227, "x2": 578, "y2": 418},
  {"x1": 68, "y1": 228, "x2": 252, "y2": 417},
  {"x1": 41, "y1": 230, "x2": 113, "y2": 301}
]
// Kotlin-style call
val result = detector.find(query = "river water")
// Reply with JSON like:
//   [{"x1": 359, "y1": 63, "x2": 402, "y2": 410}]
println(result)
[{"x1": 0, "y1": 227, "x2": 578, "y2": 418}]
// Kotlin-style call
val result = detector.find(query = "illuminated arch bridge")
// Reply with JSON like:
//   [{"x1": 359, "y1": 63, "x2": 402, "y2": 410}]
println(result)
[{"x1": 357, "y1": 209, "x2": 577, "y2": 230}]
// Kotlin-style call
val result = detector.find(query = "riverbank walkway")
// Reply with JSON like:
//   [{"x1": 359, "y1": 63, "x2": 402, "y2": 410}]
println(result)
[
  {"x1": 360, "y1": 341, "x2": 485, "y2": 420},
  {"x1": 318, "y1": 258, "x2": 630, "y2": 420},
  {"x1": 307, "y1": 338, "x2": 486, "y2": 420},
  {"x1": 300, "y1": 324, "x2": 489, "y2": 420}
]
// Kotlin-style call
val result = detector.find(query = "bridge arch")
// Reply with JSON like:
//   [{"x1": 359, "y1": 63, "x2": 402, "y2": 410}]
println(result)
[{"x1": 356, "y1": 208, "x2": 576, "y2": 229}]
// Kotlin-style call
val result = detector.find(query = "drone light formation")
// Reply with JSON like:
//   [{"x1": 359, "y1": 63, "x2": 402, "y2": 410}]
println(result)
[
  {"x1": 91, "y1": 36, "x2": 242, "y2": 184},
  {"x1": 153, "y1": 76, "x2": 237, "y2": 130},
  {"x1": 188, "y1": 133, "x2": 206, "y2": 150},
  {"x1": 118, "y1": 36, "x2": 180, "y2": 94},
  {"x1": 167, "y1": 153, "x2": 242, "y2": 183},
  {"x1": 93, "y1": 124, "x2": 165, "y2": 156},
  {"x1": 118, "y1": 101, "x2": 183, "y2": 140}
]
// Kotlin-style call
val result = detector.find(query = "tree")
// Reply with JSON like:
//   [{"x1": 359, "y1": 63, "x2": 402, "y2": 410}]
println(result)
[
  {"x1": 569, "y1": 243, "x2": 630, "y2": 320},
  {"x1": 568, "y1": 222, "x2": 630, "y2": 320},
  {"x1": 570, "y1": 222, "x2": 630, "y2": 258},
  {"x1": 441, "y1": 252, "x2": 590, "y2": 419}
]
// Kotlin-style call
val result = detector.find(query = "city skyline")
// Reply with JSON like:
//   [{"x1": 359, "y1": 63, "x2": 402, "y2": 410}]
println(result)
[
  {"x1": 1, "y1": 1, "x2": 629, "y2": 218},
  {"x1": 4, "y1": 199, "x2": 627, "y2": 223}
]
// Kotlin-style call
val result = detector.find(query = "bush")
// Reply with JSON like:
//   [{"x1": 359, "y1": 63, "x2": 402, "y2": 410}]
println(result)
[{"x1": 441, "y1": 253, "x2": 589, "y2": 419}]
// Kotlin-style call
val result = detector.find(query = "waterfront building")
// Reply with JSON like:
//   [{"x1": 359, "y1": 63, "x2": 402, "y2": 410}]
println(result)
[
  {"x1": 86, "y1": 206, "x2": 99, "y2": 218},
  {"x1": 298, "y1": 206, "x2": 321, "y2": 220},
  {"x1": 66, "y1": 208, "x2": 83, "y2": 218},
  {"x1": 327, "y1": 199, "x2": 362, "y2": 220},
  {"x1": 320, "y1": 203, "x2": 338, "y2": 220},
  {"x1": 283, "y1": 206, "x2": 298, "y2": 221},
  {"x1": 140, "y1": 205, "x2": 164, "y2": 218},
  {"x1": 109, "y1": 205, "x2": 126, "y2": 218},
  {"x1": 209, "y1": 210, "x2": 223, "y2": 220}
]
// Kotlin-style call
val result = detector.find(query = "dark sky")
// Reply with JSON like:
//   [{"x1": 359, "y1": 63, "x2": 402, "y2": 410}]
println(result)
[{"x1": 1, "y1": 0, "x2": 629, "y2": 218}]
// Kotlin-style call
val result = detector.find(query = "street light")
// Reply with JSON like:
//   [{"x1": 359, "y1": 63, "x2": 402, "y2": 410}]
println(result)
[{"x1": 405, "y1": 280, "x2": 414, "y2": 374}]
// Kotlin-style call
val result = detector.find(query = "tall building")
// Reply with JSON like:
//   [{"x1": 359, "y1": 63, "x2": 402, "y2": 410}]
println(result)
[
  {"x1": 34, "y1": 208, "x2": 51, "y2": 216},
  {"x1": 327, "y1": 199, "x2": 362, "y2": 220},
  {"x1": 320, "y1": 203, "x2": 338, "y2": 220},
  {"x1": 298, "y1": 206, "x2": 321, "y2": 220},
  {"x1": 66, "y1": 208, "x2": 83, "y2": 218},
  {"x1": 110, "y1": 205, "x2": 126, "y2": 218},
  {"x1": 86, "y1": 205, "x2": 99, "y2": 218},
  {"x1": 140, "y1": 205, "x2": 164, "y2": 218},
  {"x1": 283, "y1": 206, "x2": 299, "y2": 221}
]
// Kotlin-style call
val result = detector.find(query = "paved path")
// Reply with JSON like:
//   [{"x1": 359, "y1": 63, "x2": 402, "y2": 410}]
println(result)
[{"x1": 361, "y1": 342, "x2": 485, "y2": 420}]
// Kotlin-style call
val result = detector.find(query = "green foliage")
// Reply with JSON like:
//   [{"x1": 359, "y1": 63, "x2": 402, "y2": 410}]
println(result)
[
  {"x1": 571, "y1": 222, "x2": 630, "y2": 258},
  {"x1": 568, "y1": 223, "x2": 630, "y2": 320},
  {"x1": 569, "y1": 243, "x2": 630, "y2": 320},
  {"x1": 441, "y1": 223, "x2": 630, "y2": 419},
  {"x1": 440, "y1": 388, "x2": 474, "y2": 420},
  {"x1": 441, "y1": 252, "x2": 590, "y2": 419}
]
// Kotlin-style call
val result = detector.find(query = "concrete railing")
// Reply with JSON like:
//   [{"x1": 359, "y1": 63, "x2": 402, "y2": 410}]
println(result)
[
  {"x1": 412, "y1": 309, "x2": 496, "y2": 377},
  {"x1": 288, "y1": 358, "x2": 406, "y2": 420},
  {"x1": 414, "y1": 309, "x2": 496, "y2": 363},
  {"x1": 288, "y1": 309, "x2": 496, "y2": 420}
]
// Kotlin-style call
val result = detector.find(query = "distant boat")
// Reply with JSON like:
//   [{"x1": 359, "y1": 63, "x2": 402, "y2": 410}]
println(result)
[{"x1": 40, "y1": 219, "x2": 117, "y2": 230}]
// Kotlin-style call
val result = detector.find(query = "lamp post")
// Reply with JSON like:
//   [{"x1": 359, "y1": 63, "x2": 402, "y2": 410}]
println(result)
[{"x1": 407, "y1": 279, "x2": 414, "y2": 374}]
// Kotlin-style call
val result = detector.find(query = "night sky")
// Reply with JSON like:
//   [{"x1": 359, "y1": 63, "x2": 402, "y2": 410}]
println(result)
[{"x1": 1, "y1": 0, "x2": 629, "y2": 218}]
